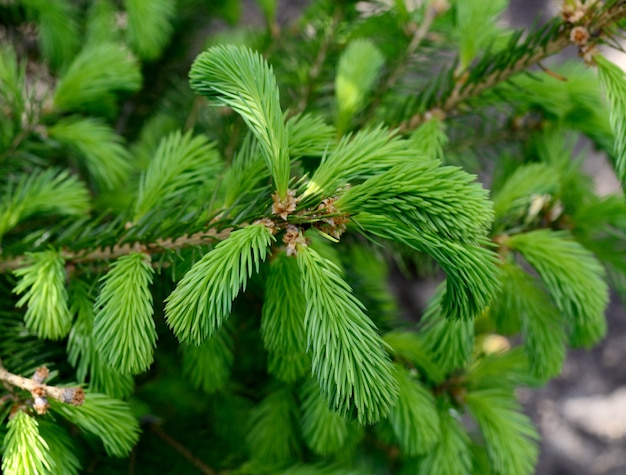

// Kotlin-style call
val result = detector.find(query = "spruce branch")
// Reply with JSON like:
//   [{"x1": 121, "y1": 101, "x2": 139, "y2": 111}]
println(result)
[
  {"x1": 0, "y1": 227, "x2": 233, "y2": 273},
  {"x1": 399, "y1": 0, "x2": 626, "y2": 132},
  {"x1": 0, "y1": 365, "x2": 84, "y2": 414}
]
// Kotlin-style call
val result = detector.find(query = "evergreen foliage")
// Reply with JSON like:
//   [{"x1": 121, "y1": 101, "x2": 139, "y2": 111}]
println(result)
[{"x1": 0, "y1": 0, "x2": 625, "y2": 473}]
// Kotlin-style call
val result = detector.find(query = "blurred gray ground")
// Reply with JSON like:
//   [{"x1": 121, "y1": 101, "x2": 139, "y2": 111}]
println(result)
[{"x1": 247, "y1": 1, "x2": 626, "y2": 473}]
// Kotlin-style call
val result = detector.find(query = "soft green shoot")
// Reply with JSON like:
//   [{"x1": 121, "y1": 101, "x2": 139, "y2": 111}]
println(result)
[
  {"x1": 418, "y1": 285, "x2": 474, "y2": 374},
  {"x1": 13, "y1": 250, "x2": 72, "y2": 340},
  {"x1": 410, "y1": 117, "x2": 448, "y2": 160},
  {"x1": 400, "y1": 407, "x2": 472, "y2": 475},
  {"x1": 494, "y1": 262, "x2": 566, "y2": 381},
  {"x1": 300, "y1": 378, "x2": 363, "y2": 456},
  {"x1": 304, "y1": 127, "x2": 410, "y2": 199},
  {"x1": 353, "y1": 212, "x2": 501, "y2": 320},
  {"x1": 383, "y1": 331, "x2": 444, "y2": 383},
  {"x1": 0, "y1": 45, "x2": 25, "y2": 150},
  {"x1": 596, "y1": 54, "x2": 626, "y2": 187},
  {"x1": 85, "y1": 0, "x2": 120, "y2": 47},
  {"x1": 246, "y1": 386, "x2": 301, "y2": 463},
  {"x1": 454, "y1": 0, "x2": 508, "y2": 70},
  {"x1": 218, "y1": 133, "x2": 269, "y2": 209},
  {"x1": 388, "y1": 365, "x2": 440, "y2": 456},
  {"x1": 466, "y1": 349, "x2": 534, "y2": 391},
  {"x1": 165, "y1": 223, "x2": 275, "y2": 344},
  {"x1": 0, "y1": 169, "x2": 90, "y2": 240},
  {"x1": 190, "y1": 45, "x2": 290, "y2": 198},
  {"x1": 39, "y1": 420, "x2": 81, "y2": 475},
  {"x1": 53, "y1": 42, "x2": 141, "y2": 114},
  {"x1": 68, "y1": 280, "x2": 134, "y2": 399},
  {"x1": 93, "y1": 252, "x2": 156, "y2": 375},
  {"x1": 21, "y1": 0, "x2": 80, "y2": 69},
  {"x1": 2, "y1": 410, "x2": 52, "y2": 475},
  {"x1": 287, "y1": 113, "x2": 336, "y2": 159},
  {"x1": 135, "y1": 130, "x2": 222, "y2": 221},
  {"x1": 336, "y1": 161, "x2": 493, "y2": 243},
  {"x1": 50, "y1": 392, "x2": 140, "y2": 457},
  {"x1": 261, "y1": 253, "x2": 308, "y2": 381},
  {"x1": 465, "y1": 389, "x2": 539, "y2": 475},
  {"x1": 181, "y1": 327, "x2": 234, "y2": 394},
  {"x1": 507, "y1": 230, "x2": 608, "y2": 347},
  {"x1": 297, "y1": 246, "x2": 398, "y2": 425},
  {"x1": 124, "y1": 0, "x2": 175, "y2": 61},
  {"x1": 48, "y1": 117, "x2": 131, "y2": 190},
  {"x1": 492, "y1": 163, "x2": 560, "y2": 231},
  {"x1": 335, "y1": 39, "x2": 385, "y2": 135}
]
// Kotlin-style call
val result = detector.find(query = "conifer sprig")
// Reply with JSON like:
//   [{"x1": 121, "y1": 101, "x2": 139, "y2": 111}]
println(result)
[
  {"x1": 13, "y1": 250, "x2": 73, "y2": 340},
  {"x1": 507, "y1": 230, "x2": 609, "y2": 347},
  {"x1": 189, "y1": 45, "x2": 290, "y2": 199},
  {"x1": 165, "y1": 222, "x2": 275, "y2": 344},
  {"x1": 297, "y1": 245, "x2": 398, "y2": 425},
  {"x1": 1, "y1": 409, "x2": 52, "y2": 475},
  {"x1": 596, "y1": 54, "x2": 626, "y2": 186},
  {"x1": 93, "y1": 252, "x2": 156, "y2": 375}
]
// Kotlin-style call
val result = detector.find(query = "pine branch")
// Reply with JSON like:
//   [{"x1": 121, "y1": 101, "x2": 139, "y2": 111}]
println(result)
[{"x1": 0, "y1": 365, "x2": 84, "y2": 414}]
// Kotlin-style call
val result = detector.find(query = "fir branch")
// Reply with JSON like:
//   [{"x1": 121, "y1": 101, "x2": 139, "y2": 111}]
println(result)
[
  {"x1": 67, "y1": 280, "x2": 134, "y2": 399},
  {"x1": 261, "y1": 253, "x2": 309, "y2": 382},
  {"x1": 0, "y1": 168, "x2": 90, "y2": 241},
  {"x1": 22, "y1": 0, "x2": 80, "y2": 70},
  {"x1": 52, "y1": 42, "x2": 141, "y2": 114},
  {"x1": 465, "y1": 388, "x2": 539, "y2": 475},
  {"x1": 0, "y1": 365, "x2": 84, "y2": 412},
  {"x1": 134, "y1": 130, "x2": 222, "y2": 221},
  {"x1": 47, "y1": 116, "x2": 132, "y2": 190},
  {"x1": 246, "y1": 386, "x2": 301, "y2": 463},
  {"x1": 418, "y1": 285, "x2": 474, "y2": 374}
]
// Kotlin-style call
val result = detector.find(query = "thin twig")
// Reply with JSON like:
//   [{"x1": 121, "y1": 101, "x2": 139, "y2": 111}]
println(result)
[
  {"x1": 148, "y1": 423, "x2": 217, "y2": 475},
  {"x1": 0, "y1": 365, "x2": 84, "y2": 414},
  {"x1": 0, "y1": 227, "x2": 233, "y2": 273}
]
